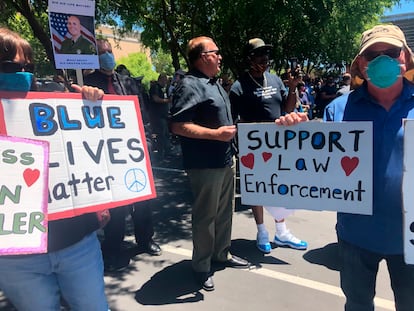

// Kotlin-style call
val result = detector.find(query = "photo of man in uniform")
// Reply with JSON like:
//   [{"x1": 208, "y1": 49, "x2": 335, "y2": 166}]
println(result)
[{"x1": 59, "y1": 15, "x2": 96, "y2": 55}]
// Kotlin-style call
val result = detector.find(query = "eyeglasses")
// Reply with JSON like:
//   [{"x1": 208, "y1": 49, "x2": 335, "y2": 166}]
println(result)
[
  {"x1": 361, "y1": 47, "x2": 402, "y2": 62},
  {"x1": 201, "y1": 50, "x2": 220, "y2": 56},
  {"x1": 0, "y1": 60, "x2": 35, "y2": 73}
]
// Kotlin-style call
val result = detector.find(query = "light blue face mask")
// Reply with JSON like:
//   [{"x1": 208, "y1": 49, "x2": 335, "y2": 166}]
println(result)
[
  {"x1": 366, "y1": 55, "x2": 402, "y2": 89},
  {"x1": 0, "y1": 72, "x2": 33, "y2": 92},
  {"x1": 99, "y1": 52, "x2": 116, "y2": 71}
]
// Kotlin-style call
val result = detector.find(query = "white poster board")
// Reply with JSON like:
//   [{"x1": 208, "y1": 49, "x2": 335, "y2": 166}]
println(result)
[
  {"x1": 237, "y1": 122, "x2": 373, "y2": 215},
  {"x1": 403, "y1": 119, "x2": 414, "y2": 264},
  {"x1": 0, "y1": 92, "x2": 155, "y2": 221},
  {"x1": 48, "y1": 0, "x2": 99, "y2": 69},
  {"x1": 0, "y1": 136, "x2": 49, "y2": 255}
]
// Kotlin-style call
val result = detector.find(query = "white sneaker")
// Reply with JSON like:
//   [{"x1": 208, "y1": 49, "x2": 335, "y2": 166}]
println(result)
[
  {"x1": 274, "y1": 230, "x2": 308, "y2": 250},
  {"x1": 256, "y1": 231, "x2": 271, "y2": 254}
]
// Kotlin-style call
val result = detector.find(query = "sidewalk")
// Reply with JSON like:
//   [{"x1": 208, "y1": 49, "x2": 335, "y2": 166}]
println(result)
[{"x1": 0, "y1": 147, "x2": 395, "y2": 311}]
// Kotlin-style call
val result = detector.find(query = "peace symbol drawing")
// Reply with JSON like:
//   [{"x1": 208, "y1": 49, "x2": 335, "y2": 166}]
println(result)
[{"x1": 124, "y1": 168, "x2": 147, "y2": 192}]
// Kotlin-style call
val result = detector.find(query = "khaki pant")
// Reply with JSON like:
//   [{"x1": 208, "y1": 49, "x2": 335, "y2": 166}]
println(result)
[{"x1": 187, "y1": 165, "x2": 235, "y2": 272}]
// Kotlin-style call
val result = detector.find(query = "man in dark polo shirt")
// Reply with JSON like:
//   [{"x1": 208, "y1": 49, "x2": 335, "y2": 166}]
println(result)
[{"x1": 170, "y1": 36, "x2": 250, "y2": 292}]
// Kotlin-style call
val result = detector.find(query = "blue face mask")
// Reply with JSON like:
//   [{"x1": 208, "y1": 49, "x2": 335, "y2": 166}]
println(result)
[
  {"x1": 99, "y1": 52, "x2": 116, "y2": 71},
  {"x1": 366, "y1": 55, "x2": 401, "y2": 89},
  {"x1": 0, "y1": 72, "x2": 33, "y2": 92}
]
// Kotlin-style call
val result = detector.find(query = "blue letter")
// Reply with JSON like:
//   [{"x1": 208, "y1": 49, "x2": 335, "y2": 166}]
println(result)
[
  {"x1": 107, "y1": 107, "x2": 125, "y2": 128},
  {"x1": 29, "y1": 103, "x2": 57, "y2": 136},
  {"x1": 57, "y1": 105, "x2": 81, "y2": 130}
]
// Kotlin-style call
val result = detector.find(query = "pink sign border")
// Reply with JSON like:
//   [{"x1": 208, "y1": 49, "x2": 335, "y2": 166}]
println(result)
[{"x1": 0, "y1": 135, "x2": 49, "y2": 255}]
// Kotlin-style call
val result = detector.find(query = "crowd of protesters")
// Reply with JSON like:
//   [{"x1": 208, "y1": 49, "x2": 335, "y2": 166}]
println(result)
[{"x1": 1, "y1": 21, "x2": 414, "y2": 311}]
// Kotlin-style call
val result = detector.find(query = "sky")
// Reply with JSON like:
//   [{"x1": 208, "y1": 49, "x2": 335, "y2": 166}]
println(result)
[{"x1": 384, "y1": 0, "x2": 414, "y2": 15}]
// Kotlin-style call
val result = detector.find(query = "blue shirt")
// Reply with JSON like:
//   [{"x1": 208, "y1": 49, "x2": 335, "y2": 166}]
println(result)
[{"x1": 324, "y1": 79, "x2": 414, "y2": 254}]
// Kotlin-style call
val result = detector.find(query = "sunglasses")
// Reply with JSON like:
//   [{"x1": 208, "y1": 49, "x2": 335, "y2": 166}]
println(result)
[
  {"x1": 0, "y1": 60, "x2": 35, "y2": 73},
  {"x1": 361, "y1": 47, "x2": 402, "y2": 62},
  {"x1": 251, "y1": 50, "x2": 270, "y2": 58},
  {"x1": 201, "y1": 49, "x2": 221, "y2": 56}
]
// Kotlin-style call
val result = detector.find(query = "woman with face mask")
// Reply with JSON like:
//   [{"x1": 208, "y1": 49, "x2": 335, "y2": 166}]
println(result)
[
  {"x1": 0, "y1": 27, "x2": 109, "y2": 311},
  {"x1": 0, "y1": 28, "x2": 35, "y2": 92}
]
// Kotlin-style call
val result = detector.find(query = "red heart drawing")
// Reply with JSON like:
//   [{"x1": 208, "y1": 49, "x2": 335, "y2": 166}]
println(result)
[
  {"x1": 23, "y1": 168, "x2": 40, "y2": 187},
  {"x1": 341, "y1": 156, "x2": 359, "y2": 176},
  {"x1": 262, "y1": 152, "x2": 272, "y2": 162},
  {"x1": 241, "y1": 153, "x2": 255, "y2": 169}
]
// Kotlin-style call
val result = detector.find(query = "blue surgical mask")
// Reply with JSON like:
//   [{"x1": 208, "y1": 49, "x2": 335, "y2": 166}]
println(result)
[
  {"x1": 0, "y1": 72, "x2": 33, "y2": 92},
  {"x1": 99, "y1": 52, "x2": 116, "y2": 71},
  {"x1": 366, "y1": 55, "x2": 402, "y2": 89}
]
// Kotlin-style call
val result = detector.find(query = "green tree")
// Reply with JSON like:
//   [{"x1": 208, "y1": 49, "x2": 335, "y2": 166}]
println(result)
[
  {"x1": 96, "y1": 0, "x2": 403, "y2": 76},
  {"x1": 0, "y1": 0, "x2": 407, "y2": 79},
  {"x1": 151, "y1": 47, "x2": 175, "y2": 76}
]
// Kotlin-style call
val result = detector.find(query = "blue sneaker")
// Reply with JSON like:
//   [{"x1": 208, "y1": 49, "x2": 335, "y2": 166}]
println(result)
[
  {"x1": 274, "y1": 231, "x2": 308, "y2": 250},
  {"x1": 256, "y1": 231, "x2": 271, "y2": 254}
]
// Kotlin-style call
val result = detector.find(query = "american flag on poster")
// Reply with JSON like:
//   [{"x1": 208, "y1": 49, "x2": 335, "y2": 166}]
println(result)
[{"x1": 49, "y1": 12, "x2": 95, "y2": 53}]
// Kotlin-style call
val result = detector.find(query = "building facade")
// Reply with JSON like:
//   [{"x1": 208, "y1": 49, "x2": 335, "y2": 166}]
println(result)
[
  {"x1": 96, "y1": 25, "x2": 151, "y2": 62},
  {"x1": 382, "y1": 12, "x2": 414, "y2": 50}
]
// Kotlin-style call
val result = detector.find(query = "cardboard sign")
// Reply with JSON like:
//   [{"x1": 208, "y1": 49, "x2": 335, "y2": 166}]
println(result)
[
  {"x1": 48, "y1": 0, "x2": 99, "y2": 69},
  {"x1": 0, "y1": 92, "x2": 156, "y2": 220},
  {"x1": 0, "y1": 136, "x2": 49, "y2": 255},
  {"x1": 403, "y1": 119, "x2": 414, "y2": 264},
  {"x1": 237, "y1": 122, "x2": 373, "y2": 215}
]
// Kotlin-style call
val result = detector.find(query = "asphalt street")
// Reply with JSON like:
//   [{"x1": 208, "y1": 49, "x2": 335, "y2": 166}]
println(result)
[{"x1": 0, "y1": 148, "x2": 396, "y2": 311}]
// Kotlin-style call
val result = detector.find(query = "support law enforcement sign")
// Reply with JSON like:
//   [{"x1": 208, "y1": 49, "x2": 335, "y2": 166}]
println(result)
[{"x1": 237, "y1": 121, "x2": 373, "y2": 215}]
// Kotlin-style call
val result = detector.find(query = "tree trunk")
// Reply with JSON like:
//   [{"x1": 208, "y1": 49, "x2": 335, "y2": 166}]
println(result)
[{"x1": 19, "y1": 1, "x2": 55, "y2": 66}]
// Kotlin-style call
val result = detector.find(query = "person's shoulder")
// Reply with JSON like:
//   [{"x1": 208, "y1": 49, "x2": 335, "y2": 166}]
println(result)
[
  {"x1": 182, "y1": 72, "x2": 200, "y2": 81},
  {"x1": 404, "y1": 77, "x2": 414, "y2": 90},
  {"x1": 83, "y1": 70, "x2": 102, "y2": 82},
  {"x1": 149, "y1": 82, "x2": 158, "y2": 91},
  {"x1": 329, "y1": 92, "x2": 349, "y2": 107},
  {"x1": 117, "y1": 73, "x2": 139, "y2": 95},
  {"x1": 324, "y1": 91, "x2": 352, "y2": 121},
  {"x1": 229, "y1": 79, "x2": 242, "y2": 95},
  {"x1": 178, "y1": 74, "x2": 206, "y2": 89},
  {"x1": 116, "y1": 71, "x2": 130, "y2": 82},
  {"x1": 79, "y1": 35, "x2": 93, "y2": 45},
  {"x1": 266, "y1": 71, "x2": 283, "y2": 83},
  {"x1": 173, "y1": 75, "x2": 204, "y2": 100},
  {"x1": 60, "y1": 39, "x2": 71, "y2": 49},
  {"x1": 265, "y1": 71, "x2": 279, "y2": 78}
]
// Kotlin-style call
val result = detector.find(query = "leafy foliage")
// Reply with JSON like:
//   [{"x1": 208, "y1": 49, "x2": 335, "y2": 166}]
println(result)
[
  {"x1": 0, "y1": 0, "x2": 407, "y2": 79},
  {"x1": 96, "y1": 0, "x2": 404, "y2": 77}
]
